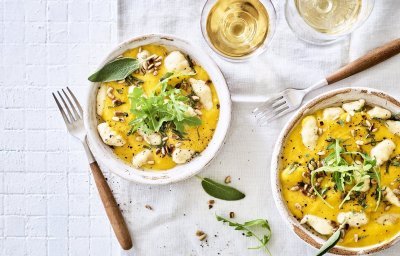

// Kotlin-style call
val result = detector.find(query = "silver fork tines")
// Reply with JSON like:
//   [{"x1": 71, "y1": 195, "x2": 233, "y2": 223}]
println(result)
[
  {"x1": 53, "y1": 88, "x2": 83, "y2": 124},
  {"x1": 52, "y1": 87, "x2": 87, "y2": 144},
  {"x1": 253, "y1": 93, "x2": 292, "y2": 126},
  {"x1": 253, "y1": 79, "x2": 328, "y2": 126}
]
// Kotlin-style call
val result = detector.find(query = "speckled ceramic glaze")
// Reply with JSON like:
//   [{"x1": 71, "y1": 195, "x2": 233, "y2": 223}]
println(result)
[
  {"x1": 271, "y1": 87, "x2": 400, "y2": 255},
  {"x1": 84, "y1": 34, "x2": 231, "y2": 185}
]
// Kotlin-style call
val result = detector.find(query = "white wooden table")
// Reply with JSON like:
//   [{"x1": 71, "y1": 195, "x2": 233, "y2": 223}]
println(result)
[{"x1": 1, "y1": 0, "x2": 400, "y2": 255}]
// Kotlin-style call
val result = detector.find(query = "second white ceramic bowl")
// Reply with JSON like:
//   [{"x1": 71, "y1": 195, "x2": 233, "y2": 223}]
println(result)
[
  {"x1": 271, "y1": 87, "x2": 400, "y2": 255},
  {"x1": 84, "y1": 34, "x2": 231, "y2": 185}
]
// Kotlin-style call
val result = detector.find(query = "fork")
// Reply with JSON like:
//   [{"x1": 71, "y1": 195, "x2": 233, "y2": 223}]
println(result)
[
  {"x1": 253, "y1": 38, "x2": 400, "y2": 126},
  {"x1": 52, "y1": 87, "x2": 133, "y2": 250}
]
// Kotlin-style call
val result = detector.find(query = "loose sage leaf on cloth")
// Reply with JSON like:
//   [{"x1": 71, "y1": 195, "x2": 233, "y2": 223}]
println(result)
[
  {"x1": 88, "y1": 57, "x2": 140, "y2": 82},
  {"x1": 199, "y1": 177, "x2": 245, "y2": 201},
  {"x1": 315, "y1": 226, "x2": 342, "y2": 256},
  {"x1": 216, "y1": 215, "x2": 271, "y2": 254}
]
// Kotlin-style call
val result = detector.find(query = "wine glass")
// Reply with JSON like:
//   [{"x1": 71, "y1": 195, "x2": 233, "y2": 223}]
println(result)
[
  {"x1": 285, "y1": 0, "x2": 375, "y2": 45},
  {"x1": 200, "y1": 0, "x2": 277, "y2": 62}
]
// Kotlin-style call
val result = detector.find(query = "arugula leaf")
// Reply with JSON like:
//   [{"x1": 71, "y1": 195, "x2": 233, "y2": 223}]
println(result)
[
  {"x1": 128, "y1": 81, "x2": 201, "y2": 135},
  {"x1": 160, "y1": 72, "x2": 174, "y2": 82},
  {"x1": 152, "y1": 71, "x2": 196, "y2": 94},
  {"x1": 339, "y1": 180, "x2": 365, "y2": 209},
  {"x1": 216, "y1": 215, "x2": 271, "y2": 255},
  {"x1": 199, "y1": 177, "x2": 245, "y2": 201},
  {"x1": 88, "y1": 57, "x2": 141, "y2": 82},
  {"x1": 311, "y1": 139, "x2": 381, "y2": 210}
]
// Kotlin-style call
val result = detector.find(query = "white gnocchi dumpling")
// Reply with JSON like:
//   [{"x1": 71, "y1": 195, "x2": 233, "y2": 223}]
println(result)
[
  {"x1": 376, "y1": 214, "x2": 400, "y2": 225},
  {"x1": 370, "y1": 139, "x2": 395, "y2": 166},
  {"x1": 342, "y1": 99, "x2": 365, "y2": 116},
  {"x1": 97, "y1": 122, "x2": 126, "y2": 147},
  {"x1": 172, "y1": 148, "x2": 195, "y2": 164},
  {"x1": 301, "y1": 116, "x2": 319, "y2": 150},
  {"x1": 132, "y1": 149, "x2": 153, "y2": 168},
  {"x1": 337, "y1": 212, "x2": 368, "y2": 227},
  {"x1": 322, "y1": 107, "x2": 344, "y2": 121},
  {"x1": 164, "y1": 51, "x2": 192, "y2": 74},
  {"x1": 189, "y1": 78, "x2": 213, "y2": 110},
  {"x1": 300, "y1": 215, "x2": 334, "y2": 236},
  {"x1": 96, "y1": 84, "x2": 108, "y2": 116},
  {"x1": 137, "y1": 129, "x2": 162, "y2": 146},
  {"x1": 384, "y1": 187, "x2": 400, "y2": 207},
  {"x1": 367, "y1": 106, "x2": 391, "y2": 119},
  {"x1": 386, "y1": 120, "x2": 400, "y2": 136}
]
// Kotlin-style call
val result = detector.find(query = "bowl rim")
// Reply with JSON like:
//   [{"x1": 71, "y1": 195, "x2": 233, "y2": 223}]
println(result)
[
  {"x1": 270, "y1": 87, "x2": 400, "y2": 255},
  {"x1": 84, "y1": 33, "x2": 232, "y2": 185}
]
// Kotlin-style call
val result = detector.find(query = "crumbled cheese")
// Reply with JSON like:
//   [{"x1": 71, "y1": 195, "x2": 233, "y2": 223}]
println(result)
[
  {"x1": 385, "y1": 187, "x2": 400, "y2": 207},
  {"x1": 189, "y1": 78, "x2": 213, "y2": 110},
  {"x1": 137, "y1": 50, "x2": 150, "y2": 61},
  {"x1": 172, "y1": 148, "x2": 195, "y2": 164},
  {"x1": 342, "y1": 99, "x2": 365, "y2": 115},
  {"x1": 353, "y1": 171, "x2": 370, "y2": 192},
  {"x1": 376, "y1": 214, "x2": 400, "y2": 225},
  {"x1": 128, "y1": 85, "x2": 135, "y2": 94},
  {"x1": 386, "y1": 120, "x2": 400, "y2": 136},
  {"x1": 137, "y1": 129, "x2": 162, "y2": 146},
  {"x1": 132, "y1": 149, "x2": 153, "y2": 168},
  {"x1": 337, "y1": 212, "x2": 368, "y2": 227},
  {"x1": 301, "y1": 116, "x2": 319, "y2": 150},
  {"x1": 322, "y1": 107, "x2": 344, "y2": 121},
  {"x1": 367, "y1": 106, "x2": 391, "y2": 119},
  {"x1": 371, "y1": 139, "x2": 396, "y2": 166},
  {"x1": 300, "y1": 215, "x2": 334, "y2": 236},
  {"x1": 185, "y1": 106, "x2": 197, "y2": 117},
  {"x1": 96, "y1": 84, "x2": 108, "y2": 116},
  {"x1": 97, "y1": 122, "x2": 126, "y2": 147},
  {"x1": 164, "y1": 51, "x2": 191, "y2": 74}
]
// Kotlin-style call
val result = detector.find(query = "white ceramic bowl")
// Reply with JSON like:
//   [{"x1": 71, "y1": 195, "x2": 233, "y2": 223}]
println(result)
[
  {"x1": 84, "y1": 34, "x2": 231, "y2": 185},
  {"x1": 271, "y1": 87, "x2": 400, "y2": 255}
]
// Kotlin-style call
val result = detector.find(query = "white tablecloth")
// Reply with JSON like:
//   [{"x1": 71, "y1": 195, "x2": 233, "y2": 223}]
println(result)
[{"x1": 114, "y1": 1, "x2": 400, "y2": 256}]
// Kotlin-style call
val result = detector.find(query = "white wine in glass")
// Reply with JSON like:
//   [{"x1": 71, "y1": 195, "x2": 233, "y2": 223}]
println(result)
[
  {"x1": 201, "y1": 0, "x2": 277, "y2": 61},
  {"x1": 296, "y1": 0, "x2": 362, "y2": 34},
  {"x1": 285, "y1": 0, "x2": 374, "y2": 44}
]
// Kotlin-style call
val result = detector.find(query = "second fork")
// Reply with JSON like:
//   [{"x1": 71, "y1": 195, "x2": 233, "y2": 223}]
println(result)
[{"x1": 253, "y1": 38, "x2": 400, "y2": 126}]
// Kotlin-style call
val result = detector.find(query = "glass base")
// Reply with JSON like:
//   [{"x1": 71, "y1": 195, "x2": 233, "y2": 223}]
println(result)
[{"x1": 284, "y1": 1, "x2": 347, "y2": 45}]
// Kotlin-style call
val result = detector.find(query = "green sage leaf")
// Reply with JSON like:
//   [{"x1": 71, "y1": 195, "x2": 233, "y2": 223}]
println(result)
[
  {"x1": 315, "y1": 227, "x2": 342, "y2": 256},
  {"x1": 88, "y1": 57, "x2": 140, "y2": 82},
  {"x1": 201, "y1": 177, "x2": 245, "y2": 201}
]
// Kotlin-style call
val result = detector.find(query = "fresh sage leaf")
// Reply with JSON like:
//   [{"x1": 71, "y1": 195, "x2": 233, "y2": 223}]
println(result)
[
  {"x1": 200, "y1": 177, "x2": 245, "y2": 201},
  {"x1": 88, "y1": 57, "x2": 140, "y2": 82},
  {"x1": 315, "y1": 225, "x2": 342, "y2": 256}
]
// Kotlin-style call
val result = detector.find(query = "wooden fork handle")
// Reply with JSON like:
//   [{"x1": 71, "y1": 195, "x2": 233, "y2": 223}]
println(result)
[
  {"x1": 326, "y1": 38, "x2": 400, "y2": 84},
  {"x1": 90, "y1": 161, "x2": 133, "y2": 250}
]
